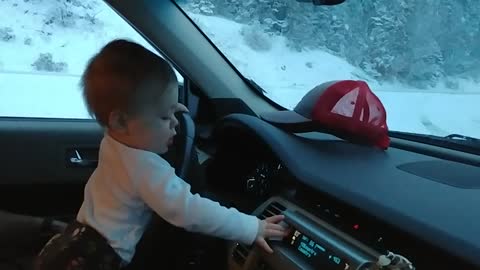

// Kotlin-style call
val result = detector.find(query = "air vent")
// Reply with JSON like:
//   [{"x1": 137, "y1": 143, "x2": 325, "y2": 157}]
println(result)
[
  {"x1": 232, "y1": 202, "x2": 286, "y2": 266},
  {"x1": 258, "y1": 201, "x2": 287, "y2": 219},
  {"x1": 232, "y1": 243, "x2": 252, "y2": 266}
]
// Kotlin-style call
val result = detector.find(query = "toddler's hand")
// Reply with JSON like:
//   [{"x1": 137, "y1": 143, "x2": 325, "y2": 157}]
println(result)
[{"x1": 255, "y1": 215, "x2": 287, "y2": 254}]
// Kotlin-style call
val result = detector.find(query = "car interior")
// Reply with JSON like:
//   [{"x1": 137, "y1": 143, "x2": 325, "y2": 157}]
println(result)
[{"x1": 1, "y1": 0, "x2": 480, "y2": 270}]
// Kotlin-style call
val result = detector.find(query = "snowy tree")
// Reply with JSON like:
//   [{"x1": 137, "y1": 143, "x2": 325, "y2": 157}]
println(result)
[
  {"x1": 284, "y1": 4, "x2": 317, "y2": 51},
  {"x1": 240, "y1": 23, "x2": 272, "y2": 51},
  {"x1": 434, "y1": 0, "x2": 468, "y2": 77},
  {"x1": 31, "y1": 53, "x2": 68, "y2": 72},
  {"x1": 187, "y1": 0, "x2": 216, "y2": 15},
  {"x1": 263, "y1": 0, "x2": 289, "y2": 35},
  {"x1": 357, "y1": 1, "x2": 414, "y2": 82},
  {"x1": 0, "y1": 27, "x2": 15, "y2": 42},
  {"x1": 43, "y1": 0, "x2": 103, "y2": 29},
  {"x1": 407, "y1": 39, "x2": 444, "y2": 88}
]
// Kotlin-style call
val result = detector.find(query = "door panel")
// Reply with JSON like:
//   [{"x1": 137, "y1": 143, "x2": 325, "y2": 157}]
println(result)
[{"x1": 0, "y1": 118, "x2": 102, "y2": 217}]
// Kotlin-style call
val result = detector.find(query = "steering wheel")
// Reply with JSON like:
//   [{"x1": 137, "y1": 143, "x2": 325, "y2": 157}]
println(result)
[{"x1": 162, "y1": 111, "x2": 196, "y2": 180}]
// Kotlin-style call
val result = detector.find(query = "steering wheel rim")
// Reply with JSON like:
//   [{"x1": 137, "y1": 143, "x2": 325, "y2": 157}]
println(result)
[{"x1": 161, "y1": 111, "x2": 196, "y2": 179}]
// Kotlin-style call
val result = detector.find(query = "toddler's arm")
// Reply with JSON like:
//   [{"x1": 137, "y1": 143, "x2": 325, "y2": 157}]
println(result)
[{"x1": 136, "y1": 161, "x2": 259, "y2": 245}]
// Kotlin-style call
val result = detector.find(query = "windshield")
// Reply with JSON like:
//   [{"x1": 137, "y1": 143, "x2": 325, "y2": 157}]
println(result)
[{"x1": 175, "y1": 0, "x2": 480, "y2": 140}]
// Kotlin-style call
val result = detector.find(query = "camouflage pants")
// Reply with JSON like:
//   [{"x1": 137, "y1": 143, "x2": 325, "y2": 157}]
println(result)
[{"x1": 34, "y1": 221, "x2": 123, "y2": 270}]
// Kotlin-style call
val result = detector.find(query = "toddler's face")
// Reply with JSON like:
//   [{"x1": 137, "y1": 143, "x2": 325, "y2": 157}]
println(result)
[{"x1": 124, "y1": 83, "x2": 180, "y2": 154}]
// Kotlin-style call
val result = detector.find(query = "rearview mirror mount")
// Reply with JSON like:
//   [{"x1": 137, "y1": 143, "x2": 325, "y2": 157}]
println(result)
[{"x1": 296, "y1": 0, "x2": 346, "y2": 6}]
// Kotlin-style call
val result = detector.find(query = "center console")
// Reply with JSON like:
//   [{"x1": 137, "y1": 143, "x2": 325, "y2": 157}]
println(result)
[{"x1": 228, "y1": 197, "x2": 412, "y2": 270}]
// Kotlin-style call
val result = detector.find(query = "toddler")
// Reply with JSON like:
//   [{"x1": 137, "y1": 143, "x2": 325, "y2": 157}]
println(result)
[{"x1": 34, "y1": 39, "x2": 286, "y2": 270}]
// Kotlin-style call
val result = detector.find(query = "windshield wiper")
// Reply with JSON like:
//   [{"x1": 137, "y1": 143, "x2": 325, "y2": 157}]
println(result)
[
  {"x1": 245, "y1": 78, "x2": 266, "y2": 95},
  {"x1": 444, "y1": 134, "x2": 479, "y2": 142},
  {"x1": 390, "y1": 131, "x2": 480, "y2": 155},
  {"x1": 244, "y1": 78, "x2": 287, "y2": 110}
]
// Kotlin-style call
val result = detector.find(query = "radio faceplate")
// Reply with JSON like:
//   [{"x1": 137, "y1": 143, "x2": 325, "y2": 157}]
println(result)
[
  {"x1": 285, "y1": 228, "x2": 350, "y2": 269},
  {"x1": 228, "y1": 197, "x2": 381, "y2": 270},
  {"x1": 281, "y1": 209, "x2": 377, "y2": 270}
]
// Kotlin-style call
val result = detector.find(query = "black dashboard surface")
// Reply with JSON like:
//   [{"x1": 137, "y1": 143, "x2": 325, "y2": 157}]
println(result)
[{"x1": 214, "y1": 113, "x2": 480, "y2": 267}]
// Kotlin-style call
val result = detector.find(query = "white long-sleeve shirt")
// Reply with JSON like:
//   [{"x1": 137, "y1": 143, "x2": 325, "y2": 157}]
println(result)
[{"x1": 76, "y1": 134, "x2": 259, "y2": 263}]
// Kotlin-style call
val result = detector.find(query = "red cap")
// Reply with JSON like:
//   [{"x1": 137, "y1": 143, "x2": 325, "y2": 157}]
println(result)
[{"x1": 261, "y1": 80, "x2": 390, "y2": 149}]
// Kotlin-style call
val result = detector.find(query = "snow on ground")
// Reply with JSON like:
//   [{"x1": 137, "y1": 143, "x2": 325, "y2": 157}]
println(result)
[
  {"x1": 0, "y1": 72, "x2": 88, "y2": 119},
  {"x1": 0, "y1": 0, "x2": 157, "y2": 74},
  {"x1": 0, "y1": 2, "x2": 478, "y2": 139}
]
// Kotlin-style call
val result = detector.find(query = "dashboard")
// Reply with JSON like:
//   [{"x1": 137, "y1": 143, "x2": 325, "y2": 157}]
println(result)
[{"x1": 206, "y1": 113, "x2": 480, "y2": 270}]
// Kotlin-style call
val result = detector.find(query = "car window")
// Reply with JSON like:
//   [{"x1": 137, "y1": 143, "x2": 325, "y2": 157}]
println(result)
[
  {"x1": 0, "y1": 0, "x2": 183, "y2": 119},
  {"x1": 175, "y1": 0, "x2": 480, "y2": 140}
]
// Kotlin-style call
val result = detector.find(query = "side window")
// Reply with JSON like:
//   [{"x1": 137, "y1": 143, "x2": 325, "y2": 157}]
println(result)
[{"x1": 0, "y1": 0, "x2": 183, "y2": 119}]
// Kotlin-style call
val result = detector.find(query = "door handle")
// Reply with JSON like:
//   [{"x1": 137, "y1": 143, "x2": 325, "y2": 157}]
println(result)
[{"x1": 68, "y1": 149, "x2": 98, "y2": 167}]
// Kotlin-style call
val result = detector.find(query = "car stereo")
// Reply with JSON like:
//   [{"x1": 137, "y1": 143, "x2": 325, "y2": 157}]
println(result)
[
  {"x1": 285, "y1": 227, "x2": 350, "y2": 269},
  {"x1": 228, "y1": 198, "x2": 415, "y2": 270}
]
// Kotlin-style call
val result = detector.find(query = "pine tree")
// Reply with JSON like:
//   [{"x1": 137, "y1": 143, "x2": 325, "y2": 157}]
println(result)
[
  {"x1": 359, "y1": 1, "x2": 414, "y2": 82},
  {"x1": 190, "y1": 0, "x2": 216, "y2": 15}
]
